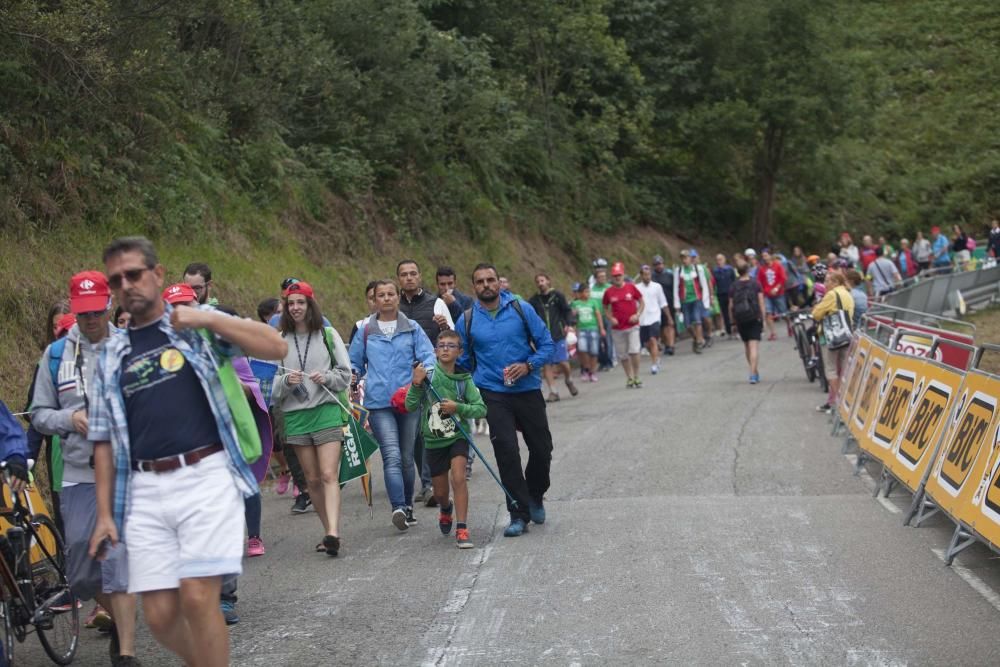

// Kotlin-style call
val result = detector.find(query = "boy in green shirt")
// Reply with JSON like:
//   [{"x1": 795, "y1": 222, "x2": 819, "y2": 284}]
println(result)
[
  {"x1": 570, "y1": 283, "x2": 606, "y2": 381},
  {"x1": 406, "y1": 330, "x2": 487, "y2": 548}
]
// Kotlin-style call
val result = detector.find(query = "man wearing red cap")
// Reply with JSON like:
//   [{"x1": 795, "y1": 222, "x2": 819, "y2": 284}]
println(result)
[
  {"x1": 31, "y1": 270, "x2": 141, "y2": 665},
  {"x1": 602, "y1": 262, "x2": 645, "y2": 388},
  {"x1": 86, "y1": 236, "x2": 287, "y2": 667}
]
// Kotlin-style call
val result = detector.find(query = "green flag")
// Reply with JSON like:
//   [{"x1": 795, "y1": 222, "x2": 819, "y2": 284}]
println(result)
[{"x1": 339, "y1": 414, "x2": 380, "y2": 484}]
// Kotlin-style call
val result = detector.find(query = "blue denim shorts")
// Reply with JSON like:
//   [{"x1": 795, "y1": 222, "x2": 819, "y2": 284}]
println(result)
[
  {"x1": 681, "y1": 300, "x2": 707, "y2": 325},
  {"x1": 765, "y1": 294, "x2": 788, "y2": 316},
  {"x1": 576, "y1": 329, "x2": 600, "y2": 355}
]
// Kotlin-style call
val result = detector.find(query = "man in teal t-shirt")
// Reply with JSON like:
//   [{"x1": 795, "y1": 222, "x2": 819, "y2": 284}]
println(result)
[{"x1": 570, "y1": 283, "x2": 605, "y2": 381}]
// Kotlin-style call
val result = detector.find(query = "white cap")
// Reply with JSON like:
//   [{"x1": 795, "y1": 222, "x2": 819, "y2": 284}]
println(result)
[{"x1": 744, "y1": 248, "x2": 757, "y2": 257}]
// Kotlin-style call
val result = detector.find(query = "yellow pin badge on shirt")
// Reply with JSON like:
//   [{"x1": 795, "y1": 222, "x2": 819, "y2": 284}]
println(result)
[{"x1": 160, "y1": 349, "x2": 185, "y2": 373}]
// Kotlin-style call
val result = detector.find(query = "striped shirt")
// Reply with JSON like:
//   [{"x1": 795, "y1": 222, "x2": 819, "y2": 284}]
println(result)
[{"x1": 87, "y1": 304, "x2": 258, "y2": 535}]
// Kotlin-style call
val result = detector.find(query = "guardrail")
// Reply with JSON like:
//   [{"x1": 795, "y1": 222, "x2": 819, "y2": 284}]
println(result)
[
  {"x1": 882, "y1": 264, "x2": 1000, "y2": 318},
  {"x1": 950, "y1": 282, "x2": 1000, "y2": 317}
]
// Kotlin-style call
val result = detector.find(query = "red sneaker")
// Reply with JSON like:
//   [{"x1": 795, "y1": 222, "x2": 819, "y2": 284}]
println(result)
[
  {"x1": 456, "y1": 528, "x2": 473, "y2": 549},
  {"x1": 438, "y1": 504, "x2": 453, "y2": 535}
]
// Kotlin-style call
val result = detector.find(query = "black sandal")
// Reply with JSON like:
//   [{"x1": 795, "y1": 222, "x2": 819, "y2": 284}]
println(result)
[{"x1": 322, "y1": 535, "x2": 340, "y2": 557}]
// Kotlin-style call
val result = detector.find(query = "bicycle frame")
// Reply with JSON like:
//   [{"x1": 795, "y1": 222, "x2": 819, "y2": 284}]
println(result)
[{"x1": 0, "y1": 489, "x2": 72, "y2": 630}]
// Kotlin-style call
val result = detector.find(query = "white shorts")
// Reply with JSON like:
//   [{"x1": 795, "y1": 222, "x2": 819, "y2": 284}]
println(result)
[
  {"x1": 125, "y1": 451, "x2": 244, "y2": 593},
  {"x1": 611, "y1": 327, "x2": 641, "y2": 356}
]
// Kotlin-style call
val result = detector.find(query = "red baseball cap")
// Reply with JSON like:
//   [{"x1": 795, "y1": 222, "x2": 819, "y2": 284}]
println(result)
[
  {"x1": 68, "y1": 270, "x2": 111, "y2": 314},
  {"x1": 930, "y1": 225, "x2": 941, "y2": 234},
  {"x1": 162, "y1": 283, "x2": 198, "y2": 305},
  {"x1": 283, "y1": 281, "x2": 315, "y2": 299},
  {"x1": 55, "y1": 313, "x2": 77, "y2": 337},
  {"x1": 611, "y1": 262, "x2": 626, "y2": 276}
]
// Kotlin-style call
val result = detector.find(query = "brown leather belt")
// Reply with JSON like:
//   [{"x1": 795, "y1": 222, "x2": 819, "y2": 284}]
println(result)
[{"x1": 131, "y1": 444, "x2": 223, "y2": 474}]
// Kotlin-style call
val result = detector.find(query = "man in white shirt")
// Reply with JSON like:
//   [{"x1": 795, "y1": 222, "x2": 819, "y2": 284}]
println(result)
[{"x1": 635, "y1": 265, "x2": 672, "y2": 374}]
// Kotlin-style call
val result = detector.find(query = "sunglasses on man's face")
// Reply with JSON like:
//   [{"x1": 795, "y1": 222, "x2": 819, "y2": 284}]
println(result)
[{"x1": 107, "y1": 267, "x2": 151, "y2": 290}]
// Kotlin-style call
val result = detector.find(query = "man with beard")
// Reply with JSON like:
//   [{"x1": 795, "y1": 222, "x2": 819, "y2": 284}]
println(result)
[
  {"x1": 529, "y1": 273, "x2": 577, "y2": 402},
  {"x1": 183, "y1": 262, "x2": 215, "y2": 306},
  {"x1": 456, "y1": 264, "x2": 554, "y2": 537}
]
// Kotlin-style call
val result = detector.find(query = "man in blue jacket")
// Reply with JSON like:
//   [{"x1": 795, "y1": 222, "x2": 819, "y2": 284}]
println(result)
[
  {"x1": 456, "y1": 263, "x2": 555, "y2": 537},
  {"x1": 0, "y1": 400, "x2": 31, "y2": 492}
]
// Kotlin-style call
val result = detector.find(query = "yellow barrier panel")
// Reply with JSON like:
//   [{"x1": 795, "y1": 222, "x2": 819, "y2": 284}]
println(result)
[
  {"x1": 886, "y1": 358, "x2": 964, "y2": 492},
  {"x1": 971, "y1": 418, "x2": 1000, "y2": 552},
  {"x1": 850, "y1": 339, "x2": 889, "y2": 445},
  {"x1": 926, "y1": 371, "x2": 1000, "y2": 523},
  {"x1": 838, "y1": 335, "x2": 871, "y2": 424},
  {"x1": 863, "y1": 352, "x2": 920, "y2": 459},
  {"x1": 0, "y1": 484, "x2": 58, "y2": 566}
]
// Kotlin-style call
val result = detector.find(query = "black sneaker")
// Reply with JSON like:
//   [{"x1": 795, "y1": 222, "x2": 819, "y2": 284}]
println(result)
[
  {"x1": 425, "y1": 491, "x2": 439, "y2": 508},
  {"x1": 392, "y1": 508, "x2": 408, "y2": 531},
  {"x1": 816, "y1": 403, "x2": 832, "y2": 414},
  {"x1": 405, "y1": 507, "x2": 418, "y2": 526},
  {"x1": 438, "y1": 503, "x2": 454, "y2": 535},
  {"x1": 664, "y1": 346, "x2": 675, "y2": 356},
  {"x1": 291, "y1": 493, "x2": 312, "y2": 514}
]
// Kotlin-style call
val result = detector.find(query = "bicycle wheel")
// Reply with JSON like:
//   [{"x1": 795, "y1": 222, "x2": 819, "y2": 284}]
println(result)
[
  {"x1": 30, "y1": 514, "x2": 79, "y2": 665},
  {"x1": 794, "y1": 327, "x2": 815, "y2": 382},
  {"x1": 0, "y1": 599, "x2": 14, "y2": 667},
  {"x1": 814, "y1": 342, "x2": 830, "y2": 394}
]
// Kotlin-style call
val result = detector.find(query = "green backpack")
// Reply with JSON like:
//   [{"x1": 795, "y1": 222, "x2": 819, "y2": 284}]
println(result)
[{"x1": 199, "y1": 330, "x2": 262, "y2": 464}]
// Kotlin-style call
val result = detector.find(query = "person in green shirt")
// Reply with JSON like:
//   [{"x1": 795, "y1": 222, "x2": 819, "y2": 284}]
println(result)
[
  {"x1": 406, "y1": 330, "x2": 487, "y2": 549},
  {"x1": 272, "y1": 282, "x2": 352, "y2": 556},
  {"x1": 589, "y1": 267, "x2": 614, "y2": 370},
  {"x1": 570, "y1": 283, "x2": 606, "y2": 381}
]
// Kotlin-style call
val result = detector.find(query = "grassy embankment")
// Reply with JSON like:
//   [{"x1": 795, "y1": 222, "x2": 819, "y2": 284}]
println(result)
[
  {"x1": 965, "y1": 306, "x2": 1000, "y2": 376},
  {"x1": 0, "y1": 219, "x2": 715, "y2": 407}
]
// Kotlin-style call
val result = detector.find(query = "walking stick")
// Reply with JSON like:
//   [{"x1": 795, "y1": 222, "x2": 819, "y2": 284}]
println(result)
[{"x1": 419, "y1": 378, "x2": 519, "y2": 510}]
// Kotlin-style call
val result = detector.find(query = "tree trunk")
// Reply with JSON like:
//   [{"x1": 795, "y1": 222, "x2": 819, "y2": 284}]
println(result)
[{"x1": 752, "y1": 122, "x2": 785, "y2": 248}]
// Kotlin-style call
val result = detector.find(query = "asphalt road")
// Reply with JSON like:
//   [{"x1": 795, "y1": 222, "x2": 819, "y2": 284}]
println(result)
[{"x1": 22, "y1": 334, "x2": 1000, "y2": 666}]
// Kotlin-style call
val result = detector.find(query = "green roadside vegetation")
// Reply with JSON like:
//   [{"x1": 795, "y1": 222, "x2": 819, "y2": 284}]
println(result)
[{"x1": 965, "y1": 307, "x2": 1000, "y2": 376}]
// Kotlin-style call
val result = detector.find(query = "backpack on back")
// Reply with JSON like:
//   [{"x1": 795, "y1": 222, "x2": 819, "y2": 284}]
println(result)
[{"x1": 732, "y1": 281, "x2": 761, "y2": 324}]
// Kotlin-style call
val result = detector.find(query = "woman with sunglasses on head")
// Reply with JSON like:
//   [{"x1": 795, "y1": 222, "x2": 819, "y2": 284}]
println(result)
[
  {"x1": 349, "y1": 280, "x2": 436, "y2": 531},
  {"x1": 271, "y1": 282, "x2": 352, "y2": 556}
]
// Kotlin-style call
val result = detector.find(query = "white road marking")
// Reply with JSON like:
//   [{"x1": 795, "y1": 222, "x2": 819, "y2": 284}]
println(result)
[
  {"x1": 844, "y1": 454, "x2": 877, "y2": 491},
  {"x1": 877, "y1": 497, "x2": 902, "y2": 514},
  {"x1": 931, "y1": 549, "x2": 1000, "y2": 613}
]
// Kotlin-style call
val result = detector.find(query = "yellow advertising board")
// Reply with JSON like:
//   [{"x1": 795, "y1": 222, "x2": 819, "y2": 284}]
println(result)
[
  {"x1": 970, "y1": 418, "x2": 1000, "y2": 551},
  {"x1": 850, "y1": 340, "x2": 889, "y2": 445},
  {"x1": 885, "y1": 360, "x2": 964, "y2": 492},
  {"x1": 839, "y1": 335, "x2": 871, "y2": 424},
  {"x1": 926, "y1": 371, "x2": 1000, "y2": 525}
]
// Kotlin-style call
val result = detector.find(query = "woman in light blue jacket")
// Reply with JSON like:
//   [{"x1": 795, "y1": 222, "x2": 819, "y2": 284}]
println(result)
[{"x1": 349, "y1": 279, "x2": 435, "y2": 531}]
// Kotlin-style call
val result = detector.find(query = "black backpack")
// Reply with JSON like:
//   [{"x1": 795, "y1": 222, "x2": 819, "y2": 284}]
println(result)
[{"x1": 732, "y1": 281, "x2": 761, "y2": 324}]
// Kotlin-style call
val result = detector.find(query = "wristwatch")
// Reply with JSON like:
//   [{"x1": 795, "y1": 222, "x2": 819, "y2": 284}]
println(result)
[{"x1": 526, "y1": 361, "x2": 535, "y2": 373}]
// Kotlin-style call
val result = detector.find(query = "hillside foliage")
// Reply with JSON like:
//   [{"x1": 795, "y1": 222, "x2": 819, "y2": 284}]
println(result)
[{"x1": 1, "y1": 0, "x2": 998, "y2": 252}]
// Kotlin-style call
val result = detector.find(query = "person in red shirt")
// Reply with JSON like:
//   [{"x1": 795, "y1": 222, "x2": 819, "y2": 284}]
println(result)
[
  {"x1": 602, "y1": 262, "x2": 645, "y2": 388},
  {"x1": 859, "y1": 234, "x2": 878, "y2": 272},
  {"x1": 756, "y1": 250, "x2": 787, "y2": 341}
]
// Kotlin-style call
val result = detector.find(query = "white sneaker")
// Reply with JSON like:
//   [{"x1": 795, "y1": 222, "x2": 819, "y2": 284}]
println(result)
[{"x1": 650, "y1": 364, "x2": 660, "y2": 375}]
